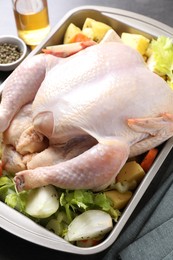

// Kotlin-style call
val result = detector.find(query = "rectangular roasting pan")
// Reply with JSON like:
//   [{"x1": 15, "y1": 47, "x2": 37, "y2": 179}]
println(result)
[{"x1": 1, "y1": 5, "x2": 173, "y2": 255}]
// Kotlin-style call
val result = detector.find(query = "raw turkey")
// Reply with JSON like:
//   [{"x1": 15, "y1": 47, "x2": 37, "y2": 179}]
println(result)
[{"x1": 0, "y1": 42, "x2": 173, "y2": 192}]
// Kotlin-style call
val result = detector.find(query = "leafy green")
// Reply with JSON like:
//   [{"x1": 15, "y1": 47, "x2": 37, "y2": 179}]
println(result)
[
  {"x1": 5, "y1": 191, "x2": 28, "y2": 213},
  {"x1": 45, "y1": 189, "x2": 121, "y2": 238},
  {"x1": 46, "y1": 211, "x2": 69, "y2": 237},
  {"x1": 59, "y1": 189, "x2": 121, "y2": 222},
  {"x1": 147, "y1": 36, "x2": 173, "y2": 89},
  {"x1": 0, "y1": 176, "x2": 14, "y2": 201},
  {"x1": 0, "y1": 174, "x2": 28, "y2": 213},
  {"x1": 0, "y1": 173, "x2": 121, "y2": 239}
]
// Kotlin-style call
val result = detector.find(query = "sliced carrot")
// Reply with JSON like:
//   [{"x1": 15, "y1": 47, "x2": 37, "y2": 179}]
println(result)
[
  {"x1": 42, "y1": 49, "x2": 52, "y2": 54},
  {"x1": 0, "y1": 161, "x2": 3, "y2": 176},
  {"x1": 70, "y1": 33, "x2": 91, "y2": 43},
  {"x1": 141, "y1": 148, "x2": 159, "y2": 172},
  {"x1": 76, "y1": 238, "x2": 102, "y2": 247}
]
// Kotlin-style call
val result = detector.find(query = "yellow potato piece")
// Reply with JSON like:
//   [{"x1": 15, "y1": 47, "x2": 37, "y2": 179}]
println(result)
[
  {"x1": 121, "y1": 33, "x2": 150, "y2": 55},
  {"x1": 63, "y1": 23, "x2": 81, "y2": 44},
  {"x1": 116, "y1": 161, "x2": 145, "y2": 184},
  {"x1": 82, "y1": 28, "x2": 94, "y2": 40},
  {"x1": 105, "y1": 190, "x2": 132, "y2": 210},
  {"x1": 82, "y1": 18, "x2": 112, "y2": 42}
]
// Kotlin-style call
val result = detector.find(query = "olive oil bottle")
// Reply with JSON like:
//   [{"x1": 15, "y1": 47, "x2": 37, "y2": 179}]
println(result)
[{"x1": 12, "y1": 0, "x2": 50, "y2": 47}]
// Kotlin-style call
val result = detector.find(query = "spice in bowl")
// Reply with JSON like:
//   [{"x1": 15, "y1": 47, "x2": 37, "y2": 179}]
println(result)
[
  {"x1": 0, "y1": 35, "x2": 27, "y2": 71},
  {"x1": 0, "y1": 42, "x2": 23, "y2": 64}
]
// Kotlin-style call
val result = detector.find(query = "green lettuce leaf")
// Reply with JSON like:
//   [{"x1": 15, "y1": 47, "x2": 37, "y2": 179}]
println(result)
[
  {"x1": 147, "y1": 36, "x2": 173, "y2": 89},
  {"x1": 0, "y1": 173, "x2": 121, "y2": 238},
  {"x1": 0, "y1": 176, "x2": 14, "y2": 201},
  {"x1": 5, "y1": 191, "x2": 28, "y2": 213},
  {"x1": 0, "y1": 175, "x2": 28, "y2": 213},
  {"x1": 59, "y1": 189, "x2": 121, "y2": 222}
]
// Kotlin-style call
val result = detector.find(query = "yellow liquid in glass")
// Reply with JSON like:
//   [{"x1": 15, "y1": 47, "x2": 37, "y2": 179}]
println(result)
[{"x1": 13, "y1": 0, "x2": 50, "y2": 46}]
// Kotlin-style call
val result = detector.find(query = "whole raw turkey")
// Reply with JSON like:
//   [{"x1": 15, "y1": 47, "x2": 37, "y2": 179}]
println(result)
[{"x1": 0, "y1": 42, "x2": 173, "y2": 192}]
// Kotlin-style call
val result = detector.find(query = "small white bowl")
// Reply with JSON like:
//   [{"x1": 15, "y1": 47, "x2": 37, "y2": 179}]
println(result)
[{"x1": 0, "y1": 35, "x2": 27, "y2": 71}]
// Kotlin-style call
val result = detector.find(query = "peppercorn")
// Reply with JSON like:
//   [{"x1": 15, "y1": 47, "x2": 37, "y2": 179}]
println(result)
[{"x1": 0, "y1": 43, "x2": 23, "y2": 64}]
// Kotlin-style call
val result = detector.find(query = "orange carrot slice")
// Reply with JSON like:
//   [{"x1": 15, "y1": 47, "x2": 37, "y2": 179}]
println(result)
[
  {"x1": 70, "y1": 33, "x2": 91, "y2": 43},
  {"x1": 141, "y1": 148, "x2": 159, "y2": 172}
]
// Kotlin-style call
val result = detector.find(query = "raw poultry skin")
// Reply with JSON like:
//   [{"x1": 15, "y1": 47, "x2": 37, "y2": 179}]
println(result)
[
  {"x1": 0, "y1": 42, "x2": 173, "y2": 192},
  {"x1": 2, "y1": 103, "x2": 49, "y2": 173}
]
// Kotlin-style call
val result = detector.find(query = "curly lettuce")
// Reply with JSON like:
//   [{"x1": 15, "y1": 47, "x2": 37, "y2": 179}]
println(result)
[
  {"x1": 0, "y1": 175, "x2": 28, "y2": 213},
  {"x1": 147, "y1": 36, "x2": 173, "y2": 89},
  {"x1": 0, "y1": 173, "x2": 121, "y2": 238},
  {"x1": 60, "y1": 189, "x2": 120, "y2": 220}
]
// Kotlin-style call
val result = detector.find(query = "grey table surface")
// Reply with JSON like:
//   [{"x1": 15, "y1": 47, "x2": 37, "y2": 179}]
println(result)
[{"x1": 0, "y1": 0, "x2": 173, "y2": 260}]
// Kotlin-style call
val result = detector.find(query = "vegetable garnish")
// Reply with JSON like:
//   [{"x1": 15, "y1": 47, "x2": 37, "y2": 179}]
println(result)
[
  {"x1": 141, "y1": 148, "x2": 159, "y2": 172},
  {"x1": 69, "y1": 33, "x2": 91, "y2": 43},
  {"x1": 0, "y1": 171, "x2": 121, "y2": 240},
  {"x1": 59, "y1": 189, "x2": 121, "y2": 222},
  {"x1": 25, "y1": 185, "x2": 59, "y2": 218},
  {"x1": 147, "y1": 36, "x2": 173, "y2": 89},
  {"x1": 65, "y1": 210, "x2": 113, "y2": 242},
  {"x1": 0, "y1": 174, "x2": 27, "y2": 213}
]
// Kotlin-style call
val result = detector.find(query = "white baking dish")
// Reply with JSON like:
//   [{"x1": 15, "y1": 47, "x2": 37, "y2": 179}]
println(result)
[{"x1": 0, "y1": 5, "x2": 173, "y2": 255}]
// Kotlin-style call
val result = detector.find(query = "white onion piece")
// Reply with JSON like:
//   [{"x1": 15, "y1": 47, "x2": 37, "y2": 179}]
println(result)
[
  {"x1": 65, "y1": 210, "x2": 113, "y2": 242},
  {"x1": 25, "y1": 185, "x2": 59, "y2": 218},
  {"x1": 100, "y1": 29, "x2": 122, "y2": 43}
]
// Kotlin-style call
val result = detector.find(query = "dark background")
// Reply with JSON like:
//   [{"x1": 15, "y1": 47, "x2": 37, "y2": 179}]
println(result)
[{"x1": 0, "y1": 1, "x2": 173, "y2": 259}]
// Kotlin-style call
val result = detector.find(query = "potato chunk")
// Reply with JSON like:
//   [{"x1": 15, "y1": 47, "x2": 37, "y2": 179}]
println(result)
[
  {"x1": 105, "y1": 190, "x2": 132, "y2": 210},
  {"x1": 116, "y1": 161, "x2": 145, "y2": 184},
  {"x1": 121, "y1": 33, "x2": 150, "y2": 55},
  {"x1": 63, "y1": 23, "x2": 81, "y2": 44},
  {"x1": 82, "y1": 18, "x2": 112, "y2": 42}
]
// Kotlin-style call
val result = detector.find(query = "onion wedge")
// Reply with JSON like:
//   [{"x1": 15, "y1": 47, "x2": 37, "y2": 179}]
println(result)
[
  {"x1": 65, "y1": 210, "x2": 113, "y2": 242},
  {"x1": 25, "y1": 185, "x2": 59, "y2": 218}
]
